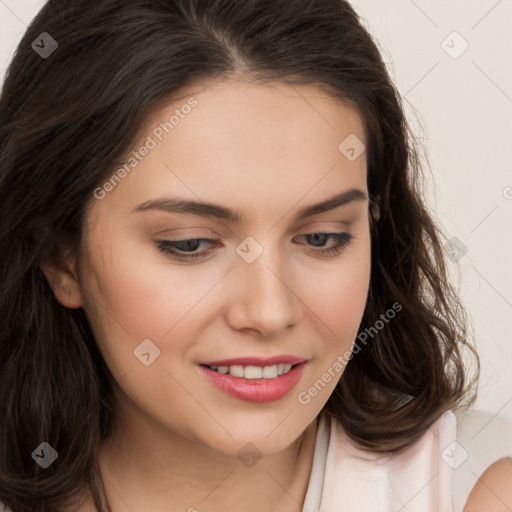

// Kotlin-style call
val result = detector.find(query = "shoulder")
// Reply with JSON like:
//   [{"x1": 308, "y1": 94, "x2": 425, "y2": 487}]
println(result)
[
  {"x1": 463, "y1": 457, "x2": 512, "y2": 511},
  {"x1": 453, "y1": 408, "x2": 512, "y2": 512}
]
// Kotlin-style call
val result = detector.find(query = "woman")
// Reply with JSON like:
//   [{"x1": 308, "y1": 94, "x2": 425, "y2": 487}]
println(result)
[{"x1": 0, "y1": 1, "x2": 511, "y2": 511}]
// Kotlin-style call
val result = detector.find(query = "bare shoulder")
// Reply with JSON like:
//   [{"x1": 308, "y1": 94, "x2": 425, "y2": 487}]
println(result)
[{"x1": 463, "y1": 457, "x2": 512, "y2": 512}]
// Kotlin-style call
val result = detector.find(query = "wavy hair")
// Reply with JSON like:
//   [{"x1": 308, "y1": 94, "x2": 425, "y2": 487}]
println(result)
[{"x1": 0, "y1": 0, "x2": 479, "y2": 510}]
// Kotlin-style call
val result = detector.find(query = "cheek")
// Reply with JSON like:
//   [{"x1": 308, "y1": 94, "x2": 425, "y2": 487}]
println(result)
[
  {"x1": 315, "y1": 268, "x2": 370, "y2": 349},
  {"x1": 79, "y1": 235, "x2": 215, "y2": 385},
  {"x1": 307, "y1": 238, "x2": 371, "y2": 344},
  {"x1": 82, "y1": 233, "x2": 219, "y2": 341}
]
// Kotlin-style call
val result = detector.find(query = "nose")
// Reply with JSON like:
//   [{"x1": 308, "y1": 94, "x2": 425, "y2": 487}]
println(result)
[{"x1": 225, "y1": 243, "x2": 300, "y2": 338}]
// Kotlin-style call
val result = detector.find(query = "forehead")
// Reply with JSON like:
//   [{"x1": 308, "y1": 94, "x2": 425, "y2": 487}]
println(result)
[
  {"x1": 86, "y1": 78, "x2": 368, "y2": 225},
  {"x1": 146, "y1": 78, "x2": 367, "y2": 156}
]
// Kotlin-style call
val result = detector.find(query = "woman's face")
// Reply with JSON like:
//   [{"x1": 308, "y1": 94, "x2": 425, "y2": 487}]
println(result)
[{"x1": 70, "y1": 79, "x2": 371, "y2": 455}]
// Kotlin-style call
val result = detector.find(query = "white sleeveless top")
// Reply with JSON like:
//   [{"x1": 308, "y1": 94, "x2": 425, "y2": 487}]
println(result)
[
  {"x1": 303, "y1": 408, "x2": 512, "y2": 512},
  {"x1": 1, "y1": 408, "x2": 511, "y2": 511}
]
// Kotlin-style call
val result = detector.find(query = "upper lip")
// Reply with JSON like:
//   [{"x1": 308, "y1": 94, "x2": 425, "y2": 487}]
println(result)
[{"x1": 199, "y1": 355, "x2": 307, "y2": 367}]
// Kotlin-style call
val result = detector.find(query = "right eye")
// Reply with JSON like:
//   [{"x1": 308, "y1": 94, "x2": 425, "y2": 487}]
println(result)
[{"x1": 155, "y1": 238, "x2": 220, "y2": 261}]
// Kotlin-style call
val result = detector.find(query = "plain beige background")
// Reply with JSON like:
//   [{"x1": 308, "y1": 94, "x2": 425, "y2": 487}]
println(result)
[{"x1": 0, "y1": 0, "x2": 510, "y2": 418}]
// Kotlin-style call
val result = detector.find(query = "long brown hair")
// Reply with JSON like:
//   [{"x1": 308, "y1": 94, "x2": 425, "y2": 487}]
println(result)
[{"x1": 0, "y1": 0, "x2": 479, "y2": 510}]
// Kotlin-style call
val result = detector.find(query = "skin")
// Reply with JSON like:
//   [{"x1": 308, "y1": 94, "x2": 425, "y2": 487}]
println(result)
[
  {"x1": 43, "y1": 78, "x2": 372, "y2": 511},
  {"x1": 463, "y1": 457, "x2": 512, "y2": 512}
]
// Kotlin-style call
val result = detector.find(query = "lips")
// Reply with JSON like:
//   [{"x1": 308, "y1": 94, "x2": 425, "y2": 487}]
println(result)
[{"x1": 197, "y1": 355, "x2": 308, "y2": 402}]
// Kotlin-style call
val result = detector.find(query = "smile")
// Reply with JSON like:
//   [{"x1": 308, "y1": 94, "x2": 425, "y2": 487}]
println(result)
[{"x1": 198, "y1": 361, "x2": 308, "y2": 403}]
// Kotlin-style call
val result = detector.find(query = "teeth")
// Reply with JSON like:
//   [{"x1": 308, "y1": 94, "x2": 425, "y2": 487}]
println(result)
[
  {"x1": 229, "y1": 365, "x2": 245, "y2": 378},
  {"x1": 244, "y1": 366, "x2": 263, "y2": 379},
  {"x1": 262, "y1": 365, "x2": 278, "y2": 378},
  {"x1": 208, "y1": 363, "x2": 295, "y2": 379}
]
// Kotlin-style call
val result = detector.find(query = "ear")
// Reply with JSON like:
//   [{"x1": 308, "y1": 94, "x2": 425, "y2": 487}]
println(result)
[
  {"x1": 41, "y1": 241, "x2": 84, "y2": 309},
  {"x1": 370, "y1": 194, "x2": 381, "y2": 221}
]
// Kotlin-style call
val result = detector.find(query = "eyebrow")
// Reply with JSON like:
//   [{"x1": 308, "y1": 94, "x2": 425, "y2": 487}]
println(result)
[{"x1": 132, "y1": 187, "x2": 367, "y2": 223}]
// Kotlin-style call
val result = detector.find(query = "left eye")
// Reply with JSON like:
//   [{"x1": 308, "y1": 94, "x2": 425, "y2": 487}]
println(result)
[{"x1": 155, "y1": 230, "x2": 353, "y2": 261}]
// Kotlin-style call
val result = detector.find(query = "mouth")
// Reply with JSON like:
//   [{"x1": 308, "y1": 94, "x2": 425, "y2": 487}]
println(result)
[
  {"x1": 199, "y1": 362, "x2": 300, "y2": 379},
  {"x1": 198, "y1": 358, "x2": 308, "y2": 403}
]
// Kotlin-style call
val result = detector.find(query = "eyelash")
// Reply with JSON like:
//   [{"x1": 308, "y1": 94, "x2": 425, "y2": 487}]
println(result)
[{"x1": 155, "y1": 230, "x2": 353, "y2": 261}]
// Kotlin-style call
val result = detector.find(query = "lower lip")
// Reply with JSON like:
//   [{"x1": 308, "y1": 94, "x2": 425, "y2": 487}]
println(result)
[{"x1": 199, "y1": 362, "x2": 307, "y2": 403}]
